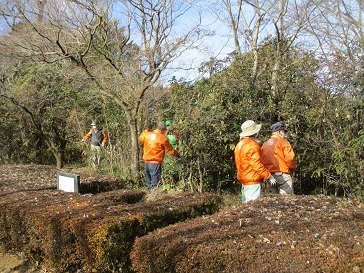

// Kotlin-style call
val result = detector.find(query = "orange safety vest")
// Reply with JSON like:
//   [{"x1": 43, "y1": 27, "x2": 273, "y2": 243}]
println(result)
[
  {"x1": 234, "y1": 138, "x2": 271, "y2": 185},
  {"x1": 139, "y1": 129, "x2": 179, "y2": 164},
  {"x1": 261, "y1": 134, "x2": 297, "y2": 174}
]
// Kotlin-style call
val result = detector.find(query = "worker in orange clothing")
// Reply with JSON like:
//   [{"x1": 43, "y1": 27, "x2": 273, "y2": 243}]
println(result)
[
  {"x1": 139, "y1": 121, "x2": 179, "y2": 193},
  {"x1": 234, "y1": 120, "x2": 277, "y2": 203},
  {"x1": 261, "y1": 122, "x2": 297, "y2": 194},
  {"x1": 82, "y1": 120, "x2": 108, "y2": 169}
]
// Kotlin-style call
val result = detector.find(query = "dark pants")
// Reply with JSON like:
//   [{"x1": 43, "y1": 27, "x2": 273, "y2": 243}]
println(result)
[{"x1": 145, "y1": 163, "x2": 162, "y2": 193}]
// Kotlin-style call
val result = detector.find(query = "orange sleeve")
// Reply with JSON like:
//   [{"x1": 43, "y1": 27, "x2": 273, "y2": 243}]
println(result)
[
  {"x1": 139, "y1": 130, "x2": 148, "y2": 143},
  {"x1": 281, "y1": 140, "x2": 297, "y2": 170},
  {"x1": 102, "y1": 130, "x2": 108, "y2": 143},
  {"x1": 82, "y1": 129, "x2": 92, "y2": 141}
]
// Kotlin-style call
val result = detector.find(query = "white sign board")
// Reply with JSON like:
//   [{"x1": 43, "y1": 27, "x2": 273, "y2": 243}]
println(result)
[{"x1": 57, "y1": 172, "x2": 80, "y2": 193}]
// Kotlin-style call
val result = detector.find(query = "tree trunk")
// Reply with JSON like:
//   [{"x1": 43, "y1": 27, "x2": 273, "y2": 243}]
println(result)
[
  {"x1": 54, "y1": 152, "x2": 63, "y2": 169},
  {"x1": 129, "y1": 119, "x2": 140, "y2": 182},
  {"x1": 44, "y1": 139, "x2": 64, "y2": 168}
]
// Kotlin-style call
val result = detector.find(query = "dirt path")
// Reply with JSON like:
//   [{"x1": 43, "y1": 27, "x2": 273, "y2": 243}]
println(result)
[
  {"x1": 0, "y1": 251, "x2": 43, "y2": 273},
  {"x1": 0, "y1": 251, "x2": 25, "y2": 273}
]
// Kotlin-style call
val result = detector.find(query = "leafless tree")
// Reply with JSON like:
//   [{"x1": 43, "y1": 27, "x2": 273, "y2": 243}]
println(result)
[
  {"x1": 307, "y1": 0, "x2": 363, "y2": 83},
  {"x1": 207, "y1": 0, "x2": 317, "y2": 102}
]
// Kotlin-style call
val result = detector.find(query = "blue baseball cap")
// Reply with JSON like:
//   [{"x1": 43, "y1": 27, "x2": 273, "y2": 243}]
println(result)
[{"x1": 270, "y1": 122, "x2": 287, "y2": 132}]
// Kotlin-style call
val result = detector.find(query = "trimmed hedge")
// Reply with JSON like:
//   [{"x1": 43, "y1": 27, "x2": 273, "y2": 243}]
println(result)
[
  {"x1": 0, "y1": 190, "x2": 223, "y2": 272},
  {"x1": 0, "y1": 189, "x2": 145, "y2": 268},
  {"x1": 130, "y1": 195, "x2": 364, "y2": 273}
]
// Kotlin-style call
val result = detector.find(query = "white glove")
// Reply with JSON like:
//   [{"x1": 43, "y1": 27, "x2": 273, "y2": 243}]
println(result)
[
  {"x1": 101, "y1": 142, "x2": 105, "y2": 148},
  {"x1": 268, "y1": 176, "x2": 277, "y2": 186}
]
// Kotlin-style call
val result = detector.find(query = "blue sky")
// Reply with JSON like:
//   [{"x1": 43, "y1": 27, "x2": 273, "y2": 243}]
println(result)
[{"x1": 159, "y1": 4, "x2": 236, "y2": 84}]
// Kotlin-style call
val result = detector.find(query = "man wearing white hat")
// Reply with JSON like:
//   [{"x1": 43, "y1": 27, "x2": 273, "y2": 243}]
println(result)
[
  {"x1": 234, "y1": 120, "x2": 277, "y2": 203},
  {"x1": 82, "y1": 120, "x2": 108, "y2": 169}
]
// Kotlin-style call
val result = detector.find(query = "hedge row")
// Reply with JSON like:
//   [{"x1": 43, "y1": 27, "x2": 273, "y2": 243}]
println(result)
[
  {"x1": 0, "y1": 190, "x2": 223, "y2": 272},
  {"x1": 130, "y1": 195, "x2": 364, "y2": 273},
  {"x1": 0, "y1": 189, "x2": 145, "y2": 270}
]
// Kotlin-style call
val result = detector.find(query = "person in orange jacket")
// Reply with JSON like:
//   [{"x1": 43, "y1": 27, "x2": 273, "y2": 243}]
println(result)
[
  {"x1": 261, "y1": 122, "x2": 297, "y2": 194},
  {"x1": 82, "y1": 120, "x2": 108, "y2": 169},
  {"x1": 234, "y1": 120, "x2": 277, "y2": 203},
  {"x1": 139, "y1": 121, "x2": 179, "y2": 193}
]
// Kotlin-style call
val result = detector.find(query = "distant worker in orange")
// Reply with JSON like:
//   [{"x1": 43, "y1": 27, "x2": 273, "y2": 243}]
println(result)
[
  {"x1": 139, "y1": 121, "x2": 179, "y2": 193},
  {"x1": 261, "y1": 122, "x2": 297, "y2": 194},
  {"x1": 234, "y1": 120, "x2": 277, "y2": 203},
  {"x1": 82, "y1": 120, "x2": 108, "y2": 169}
]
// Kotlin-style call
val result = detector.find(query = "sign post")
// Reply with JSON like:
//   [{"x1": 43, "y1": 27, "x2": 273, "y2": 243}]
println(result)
[{"x1": 57, "y1": 172, "x2": 80, "y2": 193}]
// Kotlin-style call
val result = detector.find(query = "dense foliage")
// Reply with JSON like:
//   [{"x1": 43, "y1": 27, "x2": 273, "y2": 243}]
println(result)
[{"x1": 163, "y1": 46, "x2": 363, "y2": 198}]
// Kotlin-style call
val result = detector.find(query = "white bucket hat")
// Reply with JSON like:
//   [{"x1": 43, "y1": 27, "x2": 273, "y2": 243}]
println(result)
[{"x1": 239, "y1": 120, "x2": 262, "y2": 138}]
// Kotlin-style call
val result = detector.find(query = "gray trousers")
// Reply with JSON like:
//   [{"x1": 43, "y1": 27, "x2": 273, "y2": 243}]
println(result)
[{"x1": 268, "y1": 173, "x2": 294, "y2": 194}]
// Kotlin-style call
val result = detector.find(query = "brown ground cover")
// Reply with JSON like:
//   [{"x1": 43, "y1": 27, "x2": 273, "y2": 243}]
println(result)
[
  {"x1": 0, "y1": 164, "x2": 222, "y2": 272},
  {"x1": 0, "y1": 163, "x2": 130, "y2": 272},
  {"x1": 0, "y1": 164, "x2": 363, "y2": 273},
  {"x1": 131, "y1": 194, "x2": 364, "y2": 273}
]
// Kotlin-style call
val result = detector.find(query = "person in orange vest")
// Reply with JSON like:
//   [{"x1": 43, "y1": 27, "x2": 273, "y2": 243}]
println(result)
[
  {"x1": 234, "y1": 120, "x2": 277, "y2": 203},
  {"x1": 139, "y1": 121, "x2": 179, "y2": 193},
  {"x1": 261, "y1": 122, "x2": 297, "y2": 194},
  {"x1": 82, "y1": 120, "x2": 108, "y2": 169}
]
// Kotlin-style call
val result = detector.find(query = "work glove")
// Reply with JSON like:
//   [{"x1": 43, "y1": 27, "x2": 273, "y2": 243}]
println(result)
[{"x1": 268, "y1": 175, "x2": 277, "y2": 186}]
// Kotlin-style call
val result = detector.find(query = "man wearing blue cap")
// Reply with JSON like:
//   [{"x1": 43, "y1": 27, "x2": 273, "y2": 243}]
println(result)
[{"x1": 261, "y1": 122, "x2": 297, "y2": 194}]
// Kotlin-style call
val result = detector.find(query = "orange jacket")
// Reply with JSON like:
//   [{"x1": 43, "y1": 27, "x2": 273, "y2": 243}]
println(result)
[
  {"x1": 139, "y1": 129, "x2": 179, "y2": 164},
  {"x1": 234, "y1": 138, "x2": 271, "y2": 185},
  {"x1": 261, "y1": 134, "x2": 297, "y2": 173}
]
